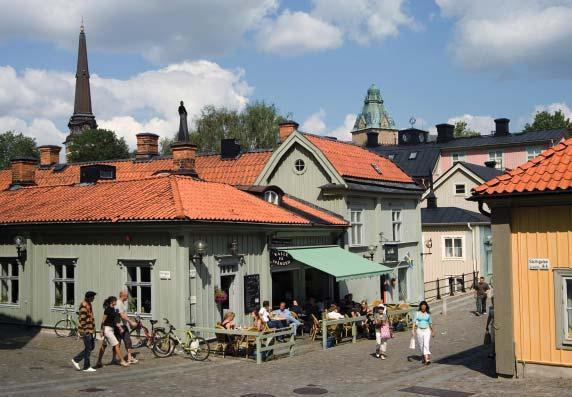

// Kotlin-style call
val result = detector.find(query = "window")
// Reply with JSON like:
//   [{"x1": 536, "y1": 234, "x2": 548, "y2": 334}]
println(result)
[
  {"x1": 443, "y1": 237, "x2": 464, "y2": 259},
  {"x1": 392, "y1": 209, "x2": 402, "y2": 241},
  {"x1": 554, "y1": 270, "x2": 572, "y2": 349},
  {"x1": 452, "y1": 152, "x2": 466, "y2": 163},
  {"x1": 388, "y1": 154, "x2": 395, "y2": 161},
  {"x1": 408, "y1": 152, "x2": 418, "y2": 160},
  {"x1": 527, "y1": 146, "x2": 543, "y2": 161},
  {"x1": 349, "y1": 209, "x2": 364, "y2": 246},
  {"x1": 264, "y1": 190, "x2": 279, "y2": 205},
  {"x1": 0, "y1": 260, "x2": 19, "y2": 305},
  {"x1": 51, "y1": 259, "x2": 76, "y2": 308},
  {"x1": 294, "y1": 159, "x2": 306, "y2": 174},
  {"x1": 488, "y1": 151, "x2": 503, "y2": 170},
  {"x1": 125, "y1": 263, "x2": 152, "y2": 315},
  {"x1": 455, "y1": 184, "x2": 466, "y2": 195}
]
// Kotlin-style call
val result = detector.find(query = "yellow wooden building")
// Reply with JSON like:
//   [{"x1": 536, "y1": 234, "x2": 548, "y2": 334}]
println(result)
[{"x1": 471, "y1": 137, "x2": 572, "y2": 378}]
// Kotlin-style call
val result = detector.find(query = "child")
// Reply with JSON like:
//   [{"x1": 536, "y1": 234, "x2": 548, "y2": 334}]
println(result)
[{"x1": 374, "y1": 304, "x2": 392, "y2": 359}]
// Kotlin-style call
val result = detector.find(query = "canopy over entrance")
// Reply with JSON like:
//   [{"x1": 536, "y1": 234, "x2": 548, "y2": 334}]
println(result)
[{"x1": 280, "y1": 246, "x2": 393, "y2": 281}]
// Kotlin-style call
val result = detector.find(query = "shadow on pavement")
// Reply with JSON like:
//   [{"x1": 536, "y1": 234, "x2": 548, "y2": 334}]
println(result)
[
  {"x1": 436, "y1": 344, "x2": 497, "y2": 378},
  {"x1": 0, "y1": 314, "x2": 43, "y2": 350}
]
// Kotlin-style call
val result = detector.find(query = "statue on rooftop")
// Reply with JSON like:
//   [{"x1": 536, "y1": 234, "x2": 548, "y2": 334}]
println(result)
[{"x1": 177, "y1": 100, "x2": 190, "y2": 142}]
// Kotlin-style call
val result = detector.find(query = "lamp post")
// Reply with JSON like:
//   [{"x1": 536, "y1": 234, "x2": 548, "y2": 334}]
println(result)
[{"x1": 13, "y1": 235, "x2": 26, "y2": 264}]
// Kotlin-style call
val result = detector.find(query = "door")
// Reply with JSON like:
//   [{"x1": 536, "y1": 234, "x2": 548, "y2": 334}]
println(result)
[
  {"x1": 220, "y1": 274, "x2": 240, "y2": 319},
  {"x1": 398, "y1": 267, "x2": 408, "y2": 302}
]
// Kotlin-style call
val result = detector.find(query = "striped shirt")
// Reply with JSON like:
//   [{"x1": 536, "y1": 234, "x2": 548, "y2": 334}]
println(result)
[{"x1": 77, "y1": 300, "x2": 95, "y2": 336}]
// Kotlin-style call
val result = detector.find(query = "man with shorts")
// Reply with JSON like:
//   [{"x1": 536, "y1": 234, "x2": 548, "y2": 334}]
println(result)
[{"x1": 115, "y1": 290, "x2": 139, "y2": 364}]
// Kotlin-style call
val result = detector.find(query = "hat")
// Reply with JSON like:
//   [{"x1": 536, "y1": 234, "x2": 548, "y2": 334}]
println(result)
[{"x1": 85, "y1": 291, "x2": 97, "y2": 299}]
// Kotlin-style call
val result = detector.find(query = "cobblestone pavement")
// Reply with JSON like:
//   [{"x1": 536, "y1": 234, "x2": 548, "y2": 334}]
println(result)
[{"x1": 1, "y1": 295, "x2": 571, "y2": 397}]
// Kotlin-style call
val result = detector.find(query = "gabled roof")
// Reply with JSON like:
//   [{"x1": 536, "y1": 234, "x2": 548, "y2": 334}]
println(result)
[
  {"x1": 282, "y1": 195, "x2": 348, "y2": 226},
  {"x1": 372, "y1": 145, "x2": 440, "y2": 178},
  {"x1": 0, "y1": 175, "x2": 338, "y2": 226},
  {"x1": 421, "y1": 207, "x2": 490, "y2": 225},
  {"x1": 457, "y1": 162, "x2": 503, "y2": 182},
  {"x1": 473, "y1": 136, "x2": 572, "y2": 197},
  {"x1": 303, "y1": 134, "x2": 413, "y2": 184},
  {"x1": 439, "y1": 128, "x2": 566, "y2": 151}
]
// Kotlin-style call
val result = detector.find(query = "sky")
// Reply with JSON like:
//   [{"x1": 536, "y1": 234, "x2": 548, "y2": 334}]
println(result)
[{"x1": 0, "y1": 0, "x2": 571, "y2": 149}]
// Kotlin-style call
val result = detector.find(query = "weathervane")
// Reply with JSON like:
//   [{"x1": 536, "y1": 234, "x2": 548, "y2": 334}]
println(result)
[{"x1": 409, "y1": 116, "x2": 416, "y2": 128}]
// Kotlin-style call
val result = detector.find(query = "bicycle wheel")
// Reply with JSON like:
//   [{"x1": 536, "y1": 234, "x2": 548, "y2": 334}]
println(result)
[
  {"x1": 152, "y1": 335, "x2": 175, "y2": 358},
  {"x1": 188, "y1": 337, "x2": 210, "y2": 361},
  {"x1": 130, "y1": 327, "x2": 146, "y2": 349},
  {"x1": 151, "y1": 328, "x2": 168, "y2": 351},
  {"x1": 54, "y1": 319, "x2": 71, "y2": 337}
]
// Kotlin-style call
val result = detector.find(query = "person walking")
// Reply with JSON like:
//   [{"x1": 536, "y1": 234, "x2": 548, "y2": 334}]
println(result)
[
  {"x1": 115, "y1": 290, "x2": 139, "y2": 364},
  {"x1": 411, "y1": 301, "x2": 435, "y2": 365},
  {"x1": 95, "y1": 296, "x2": 129, "y2": 368},
  {"x1": 473, "y1": 277, "x2": 490, "y2": 316},
  {"x1": 71, "y1": 291, "x2": 97, "y2": 372},
  {"x1": 374, "y1": 304, "x2": 391, "y2": 360}
]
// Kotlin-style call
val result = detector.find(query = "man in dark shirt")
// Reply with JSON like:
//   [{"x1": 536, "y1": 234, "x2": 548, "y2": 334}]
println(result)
[{"x1": 474, "y1": 277, "x2": 490, "y2": 316}]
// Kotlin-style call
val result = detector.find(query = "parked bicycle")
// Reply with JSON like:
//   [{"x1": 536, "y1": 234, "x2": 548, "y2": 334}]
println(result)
[
  {"x1": 152, "y1": 318, "x2": 210, "y2": 361},
  {"x1": 129, "y1": 314, "x2": 167, "y2": 349},
  {"x1": 54, "y1": 306, "x2": 79, "y2": 337}
]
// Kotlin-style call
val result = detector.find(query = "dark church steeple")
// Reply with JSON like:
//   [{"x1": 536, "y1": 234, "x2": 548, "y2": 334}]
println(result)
[{"x1": 67, "y1": 21, "x2": 97, "y2": 140}]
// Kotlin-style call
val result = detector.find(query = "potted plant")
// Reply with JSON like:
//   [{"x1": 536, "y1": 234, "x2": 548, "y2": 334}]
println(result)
[{"x1": 214, "y1": 286, "x2": 228, "y2": 303}]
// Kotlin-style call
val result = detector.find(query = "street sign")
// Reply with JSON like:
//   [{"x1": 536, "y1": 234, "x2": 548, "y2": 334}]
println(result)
[
  {"x1": 528, "y1": 258, "x2": 550, "y2": 270},
  {"x1": 159, "y1": 270, "x2": 172, "y2": 279}
]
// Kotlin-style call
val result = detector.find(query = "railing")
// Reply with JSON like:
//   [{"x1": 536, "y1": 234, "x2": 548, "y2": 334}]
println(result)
[
  {"x1": 321, "y1": 315, "x2": 366, "y2": 350},
  {"x1": 424, "y1": 271, "x2": 479, "y2": 301},
  {"x1": 190, "y1": 326, "x2": 295, "y2": 365}
]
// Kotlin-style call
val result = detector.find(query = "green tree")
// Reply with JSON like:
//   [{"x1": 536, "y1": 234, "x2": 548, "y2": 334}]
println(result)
[
  {"x1": 160, "y1": 136, "x2": 174, "y2": 156},
  {"x1": 453, "y1": 121, "x2": 480, "y2": 138},
  {"x1": 67, "y1": 129, "x2": 130, "y2": 162},
  {"x1": 523, "y1": 110, "x2": 572, "y2": 132},
  {"x1": 0, "y1": 131, "x2": 38, "y2": 169}
]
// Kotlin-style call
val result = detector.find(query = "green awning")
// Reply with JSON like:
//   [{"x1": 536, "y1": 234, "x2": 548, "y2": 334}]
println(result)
[{"x1": 281, "y1": 246, "x2": 393, "y2": 281}]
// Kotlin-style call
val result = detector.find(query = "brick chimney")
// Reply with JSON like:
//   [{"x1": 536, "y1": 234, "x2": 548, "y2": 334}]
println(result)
[
  {"x1": 171, "y1": 142, "x2": 198, "y2": 177},
  {"x1": 279, "y1": 120, "x2": 299, "y2": 143},
  {"x1": 494, "y1": 118, "x2": 510, "y2": 136},
  {"x1": 11, "y1": 157, "x2": 37, "y2": 186},
  {"x1": 38, "y1": 145, "x2": 61, "y2": 167},
  {"x1": 136, "y1": 133, "x2": 159, "y2": 159}
]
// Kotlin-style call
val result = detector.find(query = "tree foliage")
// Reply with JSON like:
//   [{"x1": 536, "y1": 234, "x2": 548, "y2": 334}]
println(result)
[
  {"x1": 67, "y1": 129, "x2": 130, "y2": 162},
  {"x1": 523, "y1": 110, "x2": 572, "y2": 132},
  {"x1": 0, "y1": 131, "x2": 39, "y2": 169},
  {"x1": 453, "y1": 121, "x2": 480, "y2": 138},
  {"x1": 160, "y1": 137, "x2": 174, "y2": 156}
]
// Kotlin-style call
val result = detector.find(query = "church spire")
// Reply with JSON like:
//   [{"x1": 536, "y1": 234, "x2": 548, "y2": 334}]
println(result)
[{"x1": 67, "y1": 21, "x2": 97, "y2": 139}]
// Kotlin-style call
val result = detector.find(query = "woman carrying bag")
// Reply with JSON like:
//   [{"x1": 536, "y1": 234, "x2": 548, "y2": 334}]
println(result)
[{"x1": 411, "y1": 301, "x2": 435, "y2": 365}]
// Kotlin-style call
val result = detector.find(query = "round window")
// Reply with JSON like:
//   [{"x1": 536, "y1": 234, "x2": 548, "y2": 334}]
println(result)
[{"x1": 294, "y1": 159, "x2": 306, "y2": 174}]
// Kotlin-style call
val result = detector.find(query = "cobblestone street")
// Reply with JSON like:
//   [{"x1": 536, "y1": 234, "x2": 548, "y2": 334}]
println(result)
[{"x1": 1, "y1": 295, "x2": 570, "y2": 397}]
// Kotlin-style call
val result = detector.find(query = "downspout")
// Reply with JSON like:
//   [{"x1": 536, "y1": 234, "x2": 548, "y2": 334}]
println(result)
[
  {"x1": 467, "y1": 222, "x2": 477, "y2": 274},
  {"x1": 478, "y1": 200, "x2": 491, "y2": 217}
]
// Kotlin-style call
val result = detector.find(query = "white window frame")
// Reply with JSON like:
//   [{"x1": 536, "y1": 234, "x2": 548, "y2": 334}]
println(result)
[
  {"x1": 488, "y1": 151, "x2": 503, "y2": 170},
  {"x1": 293, "y1": 159, "x2": 306, "y2": 175},
  {"x1": 442, "y1": 236, "x2": 465, "y2": 260},
  {"x1": 349, "y1": 208, "x2": 364, "y2": 247},
  {"x1": 391, "y1": 209, "x2": 402, "y2": 242},
  {"x1": 264, "y1": 190, "x2": 279, "y2": 205},
  {"x1": 0, "y1": 258, "x2": 19, "y2": 306},
  {"x1": 554, "y1": 269, "x2": 572, "y2": 349},
  {"x1": 408, "y1": 152, "x2": 418, "y2": 160},
  {"x1": 452, "y1": 152, "x2": 466, "y2": 163},
  {"x1": 526, "y1": 146, "x2": 543, "y2": 161},
  {"x1": 454, "y1": 183, "x2": 467, "y2": 196},
  {"x1": 120, "y1": 260, "x2": 154, "y2": 317},
  {"x1": 49, "y1": 258, "x2": 77, "y2": 310}
]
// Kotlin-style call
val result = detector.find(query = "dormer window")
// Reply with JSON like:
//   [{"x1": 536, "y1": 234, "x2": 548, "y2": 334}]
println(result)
[
  {"x1": 264, "y1": 190, "x2": 280, "y2": 205},
  {"x1": 79, "y1": 164, "x2": 116, "y2": 184},
  {"x1": 409, "y1": 152, "x2": 418, "y2": 160}
]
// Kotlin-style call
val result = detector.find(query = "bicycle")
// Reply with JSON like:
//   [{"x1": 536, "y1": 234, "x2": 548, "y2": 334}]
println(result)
[
  {"x1": 54, "y1": 306, "x2": 79, "y2": 338},
  {"x1": 129, "y1": 314, "x2": 167, "y2": 349},
  {"x1": 152, "y1": 318, "x2": 210, "y2": 361}
]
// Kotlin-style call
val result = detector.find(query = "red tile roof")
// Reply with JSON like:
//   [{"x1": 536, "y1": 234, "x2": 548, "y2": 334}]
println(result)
[
  {"x1": 0, "y1": 175, "x2": 314, "y2": 225},
  {"x1": 473, "y1": 137, "x2": 572, "y2": 196},
  {"x1": 282, "y1": 195, "x2": 348, "y2": 226},
  {"x1": 304, "y1": 134, "x2": 414, "y2": 183},
  {"x1": 196, "y1": 151, "x2": 272, "y2": 185}
]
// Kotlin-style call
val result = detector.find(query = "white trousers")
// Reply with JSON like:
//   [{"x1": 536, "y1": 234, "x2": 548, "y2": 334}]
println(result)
[
  {"x1": 416, "y1": 327, "x2": 431, "y2": 356},
  {"x1": 375, "y1": 331, "x2": 387, "y2": 353}
]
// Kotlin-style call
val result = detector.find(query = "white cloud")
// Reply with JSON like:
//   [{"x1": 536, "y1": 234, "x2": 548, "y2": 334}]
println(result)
[
  {"x1": 533, "y1": 102, "x2": 572, "y2": 119},
  {"x1": 436, "y1": 0, "x2": 572, "y2": 75},
  {"x1": 447, "y1": 114, "x2": 496, "y2": 135},
  {"x1": 329, "y1": 113, "x2": 357, "y2": 141},
  {"x1": 0, "y1": 0, "x2": 278, "y2": 63},
  {"x1": 0, "y1": 61, "x2": 253, "y2": 150},
  {"x1": 301, "y1": 109, "x2": 327, "y2": 134},
  {"x1": 256, "y1": 10, "x2": 342, "y2": 55}
]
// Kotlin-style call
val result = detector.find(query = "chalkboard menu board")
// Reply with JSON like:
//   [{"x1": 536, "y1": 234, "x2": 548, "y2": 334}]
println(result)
[{"x1": 244, "y1": 274, "x2": 260, "y2": 313}]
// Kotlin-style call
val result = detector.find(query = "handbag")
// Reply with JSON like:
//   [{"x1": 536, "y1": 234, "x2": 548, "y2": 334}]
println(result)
[
  {"x1": 409, "y1": 336, "x2": 416, "y2": 349},
  {"x1": 483, "y1": 331, "x2": 491, "y2": 345}
]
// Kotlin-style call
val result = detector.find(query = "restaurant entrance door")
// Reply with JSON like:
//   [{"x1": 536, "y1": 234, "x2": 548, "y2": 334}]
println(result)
[{"x1": 272, "y1": 270, "x2": 294, "y2": 307}]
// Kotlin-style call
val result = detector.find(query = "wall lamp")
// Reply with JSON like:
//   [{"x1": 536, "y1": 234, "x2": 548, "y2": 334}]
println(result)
[
  {"x1": 363, "y1": 244, "x2": 377, "y2": 261},
  {"x1": 229, "y1": 240, "x2": 239, "y2": 256},
  {"x1": 14, "y1": 235, "x2": 27, "y2": 263},
  {"x1": 193, "y1": 240, "x2": 207, "y2": 259}
]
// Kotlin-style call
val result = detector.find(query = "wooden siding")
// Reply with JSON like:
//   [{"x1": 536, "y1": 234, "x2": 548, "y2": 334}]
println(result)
[
  {"x1": 511, "y1": 205, "x2": 572, "y2": 366},
  {"x1": 422, "y1": 169, "x2": 480, "y2": 212}
]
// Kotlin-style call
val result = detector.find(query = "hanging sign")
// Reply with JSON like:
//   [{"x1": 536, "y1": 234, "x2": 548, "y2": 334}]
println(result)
[
  {"x1": 528, "y1": 258, "x2": 550, "y2": 270},
  {"x1": 384, "y1": 244, "x2": 398, "y2": 263},
  {"x1": 270, "y1": 249, "x2": 293, "y2": 267}
]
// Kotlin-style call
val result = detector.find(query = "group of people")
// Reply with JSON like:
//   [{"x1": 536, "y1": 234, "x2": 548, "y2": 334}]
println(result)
[{"x1": 71, "y1": 290, "x2": 139, "y2": 372}]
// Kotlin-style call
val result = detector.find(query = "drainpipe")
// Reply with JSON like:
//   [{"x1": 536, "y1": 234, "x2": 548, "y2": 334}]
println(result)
[
  {"x1": 467, "y1": 222, "x2": 477, "y2": 275},
  {"x1": 477, "y1": 201, "x2": 491, "y2": 217}
]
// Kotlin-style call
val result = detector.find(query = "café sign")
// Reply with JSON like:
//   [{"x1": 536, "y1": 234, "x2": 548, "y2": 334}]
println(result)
[
  {"x1": 270, "y1": 249, "x2": 293, "y2": 267},
  {"x1": 528, "y1": 258, "x2": 550, "y2": 270}
]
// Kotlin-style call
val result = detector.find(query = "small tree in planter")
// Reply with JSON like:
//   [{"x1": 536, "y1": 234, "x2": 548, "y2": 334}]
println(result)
[{"x1": 214, "y1": 286, "x2": 228, "y2": 321}]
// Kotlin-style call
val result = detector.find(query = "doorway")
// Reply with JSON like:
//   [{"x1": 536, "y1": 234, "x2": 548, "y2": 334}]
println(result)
[
  {"x1": 272, "y1": 271, "x2": 294, "y2": 307},
  {"x1": 220, "y1": 274, "x2": 239, "y2": 320}
]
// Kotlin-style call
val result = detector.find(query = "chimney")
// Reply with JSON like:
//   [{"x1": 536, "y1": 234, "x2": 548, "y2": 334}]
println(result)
[
  {"x1": 366, "y1": 131, "x2": 379, "y2": 147},
  {"x1": 484, "y1": 160, "x2": 496, "y2": 168},
  {"x1": 11, "y1": 157, "x2": 37, "y2": 186},
  {"x1": 171, "y1": 142, "x2": 198, "y2": 177},
  {"x1": 494, "y1": 118, "x2": 510, "y2": 136},
  {"x1": 436, "y1": 123, "x2": 455, "y2": 143},
  {"x1": 136, "y1": 133, "x2": 159, "y2": 159},
  {"x1": 426, "y1": 190, "x2": 437, "y2": 209},
  {"x1": 38, "y1": 145, "x2": 61, "y2": 167},
  {"x1": 221, "y1": 138, "x2": 241, "y2": 159},
  {"x1": 279, "y1": 120, "x2": 299, "y2": 143}
]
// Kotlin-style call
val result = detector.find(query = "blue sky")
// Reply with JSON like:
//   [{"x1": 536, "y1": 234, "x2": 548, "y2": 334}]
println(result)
[{"x1": 0, "y1": 0, "x2": 571, "y2": 147}]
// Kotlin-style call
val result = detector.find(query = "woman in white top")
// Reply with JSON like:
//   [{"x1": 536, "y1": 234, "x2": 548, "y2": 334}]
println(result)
[{"x1": 326, "y1": 305, "x2": 344, "y2": 320}]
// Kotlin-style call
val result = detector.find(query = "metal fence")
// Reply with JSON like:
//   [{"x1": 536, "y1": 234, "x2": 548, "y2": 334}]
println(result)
[{"x1": 424, "y1": 271, "x2": 479, "y2": 301}]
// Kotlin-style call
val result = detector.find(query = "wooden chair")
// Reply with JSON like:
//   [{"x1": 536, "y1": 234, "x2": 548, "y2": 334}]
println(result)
[
  {"x1": 236, "y1": 327, "x2": 259, "y2": 358},
  {"x1": 342, "y1": 314, "x2": 352, "y2": 338},
  {"x1": 310, "y1": 314, "x2": 323, "y2": 341},
  {"x1": 214, "y1": 323, "x2": 230, "y2": 357}
]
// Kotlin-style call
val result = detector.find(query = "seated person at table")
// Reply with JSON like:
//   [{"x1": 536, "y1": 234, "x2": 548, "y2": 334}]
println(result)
[
  {"x1": 327, "y1": 304, "x2": 344, "y2": 320},
  {"x1": 274, "y1": 302, "x2": 302, "y2": 334},
  {"x1": 291, "y1": 299, "x2": 303, "y2": 316},
  {"x1": 221, "y1": 311, "x2": 236, "y2": 329},
  {"x1": 251, "y1": 309, "x2": 264, "y2": 331},
  {"x1": 259, "y1": 301, "x2": 284, "y2": 329}
]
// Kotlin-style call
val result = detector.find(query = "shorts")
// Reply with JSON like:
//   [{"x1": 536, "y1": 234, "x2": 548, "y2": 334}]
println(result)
[{"x1": 103, "y1": 326, "x2": 119, "y2": 347}]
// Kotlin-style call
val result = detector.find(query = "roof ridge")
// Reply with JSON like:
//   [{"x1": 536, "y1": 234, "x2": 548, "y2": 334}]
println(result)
[{"x1": 283, "y1": 193, "x2": 347, "y2": 222}]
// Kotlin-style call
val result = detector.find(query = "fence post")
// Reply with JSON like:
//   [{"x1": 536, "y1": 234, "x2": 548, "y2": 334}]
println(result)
[
  {"x1": 289, "y1": 325, "x2": 295, "y2": 357},
  {"x1": 449, "y1": 276, "x2": 455, "y2": 296},
  {"x1": 256, "y1": 335, "x2": 262, "y2": 365},
  {"x1": 352, "y1": 321, "x2": 357, "y2": 344},
  {"x1": 436, "y1": 278, "x2": 441, "y2": 300},
  {"x1": 461, "y1": 273, "x2": 466, "y2": 292},
  {"x1": 322, "y1": 320, "x2": 328, "y2": 350}
]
